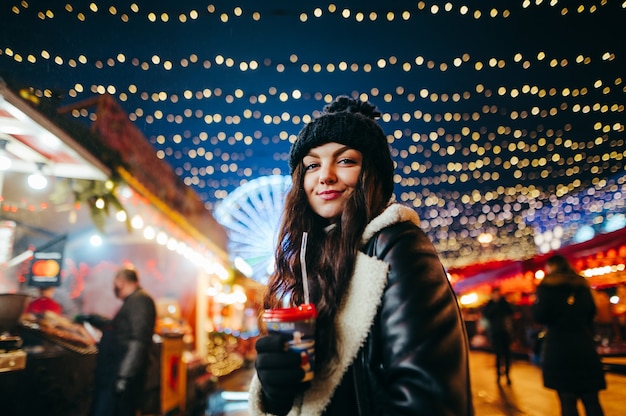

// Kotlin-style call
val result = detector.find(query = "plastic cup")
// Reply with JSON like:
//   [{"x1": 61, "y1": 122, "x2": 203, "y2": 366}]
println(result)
[{"x1": 262, "y1": 303, "x2": 317, "y2": 382}]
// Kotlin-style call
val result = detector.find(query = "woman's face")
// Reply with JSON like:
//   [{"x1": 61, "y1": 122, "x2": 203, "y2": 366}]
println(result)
[{"x1": 302, "y1": 142, "x2": 363, "y2": 221}]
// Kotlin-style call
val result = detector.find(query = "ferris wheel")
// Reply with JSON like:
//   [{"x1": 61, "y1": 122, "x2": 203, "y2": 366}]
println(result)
[{"x1": 213, "y1": 175, "x2": 292, "y2": 284}]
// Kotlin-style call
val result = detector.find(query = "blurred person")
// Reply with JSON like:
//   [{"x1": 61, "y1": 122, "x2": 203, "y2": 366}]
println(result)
[
  {"x1": 482, "y1": 286, "x2": 515, "y2": 384},
  {"x1": 249, "y1": 96, "x2": 473, "y2": 415},
  {"x1": 25, "y1": 286, "x2": 62, "y2": 315},
  {"x1": 89, "y1": 267, "x2": 156, "y2": 416},
  {"x1": 532, "y1": 254, "x2": 606, "y2": 416}
]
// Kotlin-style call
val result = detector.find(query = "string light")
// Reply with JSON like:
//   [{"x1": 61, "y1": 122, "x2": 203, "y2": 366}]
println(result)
[
  {"x1": 27, "y1": 163, "x2": 48, "y2": 190},
  {"x1": 2, "y1": 1, "x2": 625, "y2": 268},
  {"x1": 9, "y1": 1, "x2": 608, "y2": 22}
]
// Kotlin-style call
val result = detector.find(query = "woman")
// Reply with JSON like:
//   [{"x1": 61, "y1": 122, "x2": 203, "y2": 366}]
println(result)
[
  {"x1": 532, "y1": 254, "x2": 606, "y2": 416},
  {"x1": 249, "y1": 96, "x2": 473, "y2": 415}
]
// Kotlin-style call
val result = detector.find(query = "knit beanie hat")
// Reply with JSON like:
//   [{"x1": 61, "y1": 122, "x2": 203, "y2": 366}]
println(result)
[{"x1": 288, "y1": 96, "x2": 395, "y2": 202}]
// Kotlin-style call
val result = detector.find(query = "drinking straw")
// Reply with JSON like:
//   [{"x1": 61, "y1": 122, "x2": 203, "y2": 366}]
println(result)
[{"x1": 300, "y1": 232, "x2": 310, "y2": 305}]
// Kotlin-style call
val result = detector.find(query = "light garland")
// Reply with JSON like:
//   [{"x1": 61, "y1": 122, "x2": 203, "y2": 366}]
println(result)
[
  {"x1": 1, "y1": 0, "x2": 625, "y2": 268},
  {"x1": 7, "y1": 1, "x2": 612, "y2": 24},
  {"x1": 1, "y1": 46, "x2": 618, "y2": 81}
]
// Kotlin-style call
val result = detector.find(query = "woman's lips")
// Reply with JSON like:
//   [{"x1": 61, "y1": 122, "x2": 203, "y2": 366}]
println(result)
[{"x1": 318, "y1": 190, "x2": 342, "y2": 200}]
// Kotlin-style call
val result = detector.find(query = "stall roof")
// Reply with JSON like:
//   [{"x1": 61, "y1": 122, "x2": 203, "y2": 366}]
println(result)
[
  {"x1": 0, "y1": 83, "x2": 109, "y2": 181},
  {"x1": 0, "y1": 82, "x2": 229, "y2": 259},
  {"x1": 451, "y1": 226, "x2": 626, "y2": 293}
]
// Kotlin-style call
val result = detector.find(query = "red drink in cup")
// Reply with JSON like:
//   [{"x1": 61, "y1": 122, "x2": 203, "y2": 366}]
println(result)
[{"x1": 262, "y1": 303, "x2": 317, "y2": 382}]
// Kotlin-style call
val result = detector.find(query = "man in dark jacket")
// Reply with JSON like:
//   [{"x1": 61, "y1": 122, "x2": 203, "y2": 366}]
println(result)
[
  {"x1": 482, "y1": 286, "x2": 514, "y2": 384},
  {"x1": 90, "y1": 267, "x2": 156, "y2": 416}
]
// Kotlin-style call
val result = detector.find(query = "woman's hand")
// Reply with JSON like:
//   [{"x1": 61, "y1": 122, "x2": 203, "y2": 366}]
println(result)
[{"x1": 255, "y1": 333, "x2": 309, "y2": 415}]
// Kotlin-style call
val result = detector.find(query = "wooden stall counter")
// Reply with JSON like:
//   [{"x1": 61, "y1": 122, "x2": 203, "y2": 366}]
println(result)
[{"x1": 142, "y1": 333, "x2": 216, "y2": 416}]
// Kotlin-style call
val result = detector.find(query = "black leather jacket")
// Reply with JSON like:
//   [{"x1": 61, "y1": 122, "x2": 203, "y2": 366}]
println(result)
[
  {"x1": 342, "y1": 221, "x2": 473, "y2": 415},
  {"x1": 249, "y1": 204, "x2": 473, "y2": 415}
]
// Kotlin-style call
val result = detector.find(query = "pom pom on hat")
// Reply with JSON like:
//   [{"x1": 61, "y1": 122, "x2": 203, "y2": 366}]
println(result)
[{"x1": 289, "y1": 96, "x2": 395, "y2": 202}]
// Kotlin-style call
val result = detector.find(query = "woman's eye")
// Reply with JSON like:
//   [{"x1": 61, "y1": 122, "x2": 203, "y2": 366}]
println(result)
[
  {"x1": 304, "y1": 162, "x2": 319, "y2": 170},
  {"x1": 338, "y1": 158, "x2": 356, "y2": 165}
]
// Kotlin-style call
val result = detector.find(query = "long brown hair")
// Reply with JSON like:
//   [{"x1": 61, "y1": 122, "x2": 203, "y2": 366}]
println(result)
[{"x1": 264, "y1": 157, "x2": 389, "y2": 374}]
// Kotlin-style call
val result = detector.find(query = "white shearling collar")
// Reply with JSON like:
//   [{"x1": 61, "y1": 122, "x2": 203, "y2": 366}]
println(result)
[{"x1": 361, "y1": 203, "x2": 420, "y2": 244}]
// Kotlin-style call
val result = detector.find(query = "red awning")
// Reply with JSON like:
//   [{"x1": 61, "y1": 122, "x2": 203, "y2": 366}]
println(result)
[{"x1": 450, "y1": 227, "x2": 626, "y2": 293}]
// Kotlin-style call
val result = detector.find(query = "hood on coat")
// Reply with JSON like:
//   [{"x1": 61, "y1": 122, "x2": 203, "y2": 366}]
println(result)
[{"x1": 540, "y1": 271, "x2": 589, "y2": 288}]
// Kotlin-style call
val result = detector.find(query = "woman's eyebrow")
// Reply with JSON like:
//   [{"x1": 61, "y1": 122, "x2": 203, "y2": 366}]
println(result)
[{"x1": 304, "y1": 145, "x2": 354, "y2": 159}]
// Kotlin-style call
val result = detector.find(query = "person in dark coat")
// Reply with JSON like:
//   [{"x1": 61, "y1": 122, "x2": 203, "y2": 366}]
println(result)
[
  {"x1": 482, "y1": 286, "x2": 514, "y2": 384},
  {"x1": 532, "y1": 254, "x2": 606, "y2": 416},
  {"x1": 89, "y1": 267, "x2": 157, "y2": 416}
]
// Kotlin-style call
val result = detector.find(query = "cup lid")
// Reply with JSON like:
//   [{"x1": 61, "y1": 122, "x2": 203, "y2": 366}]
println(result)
[{"x1": 263, "y1": 303, "x2": 317, "y2": 321}]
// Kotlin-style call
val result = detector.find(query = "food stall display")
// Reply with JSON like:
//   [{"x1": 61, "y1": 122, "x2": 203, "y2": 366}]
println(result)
[
  {"x1": 0, "y1": 80, "x2": 226, "y2": 415},
  {"x1": 20, "y1": 311, "x2": 97, "y2": 354},
  {"x1": 0, "y1": 294, "x2": 30, "y2": 373},
  {"x1": 0, "y1": 299, "x2": 97, "y2": 415}
]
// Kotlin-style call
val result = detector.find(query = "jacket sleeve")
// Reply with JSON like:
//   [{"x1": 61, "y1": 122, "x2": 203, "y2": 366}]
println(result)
[
  {"x1": 373, "y1": 223, "x2": 473, "y2": 415},
  {"x1": 117, "y1": 293, "x2": 157, "y2": 379}
]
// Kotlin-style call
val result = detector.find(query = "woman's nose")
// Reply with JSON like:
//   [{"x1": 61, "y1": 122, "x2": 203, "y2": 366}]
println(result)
[{"x1": 319, "y1": 165, "x2": 336, "y2": 184}]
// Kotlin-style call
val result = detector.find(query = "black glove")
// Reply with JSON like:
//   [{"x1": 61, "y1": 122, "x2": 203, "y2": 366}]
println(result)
[
  {"x1": 255, "y1": 334, "x2": 308, "y2": 415},
  {"x1": 115, "y1": 377, "x2": 128, "y2": 395}
]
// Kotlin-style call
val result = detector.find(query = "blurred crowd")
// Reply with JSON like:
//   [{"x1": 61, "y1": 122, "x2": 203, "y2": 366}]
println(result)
[{"x1": 463, "y1": 282, "x2": 626, "y2": 361}]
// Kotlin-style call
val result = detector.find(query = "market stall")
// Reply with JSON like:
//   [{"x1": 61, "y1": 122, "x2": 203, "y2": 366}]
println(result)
[
  {"x1": 450, "y1": 225, "x2": 626, "y2": 358},
  {"x1": 0, "y1": 81, "x2": 228, "y2": 415}
]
